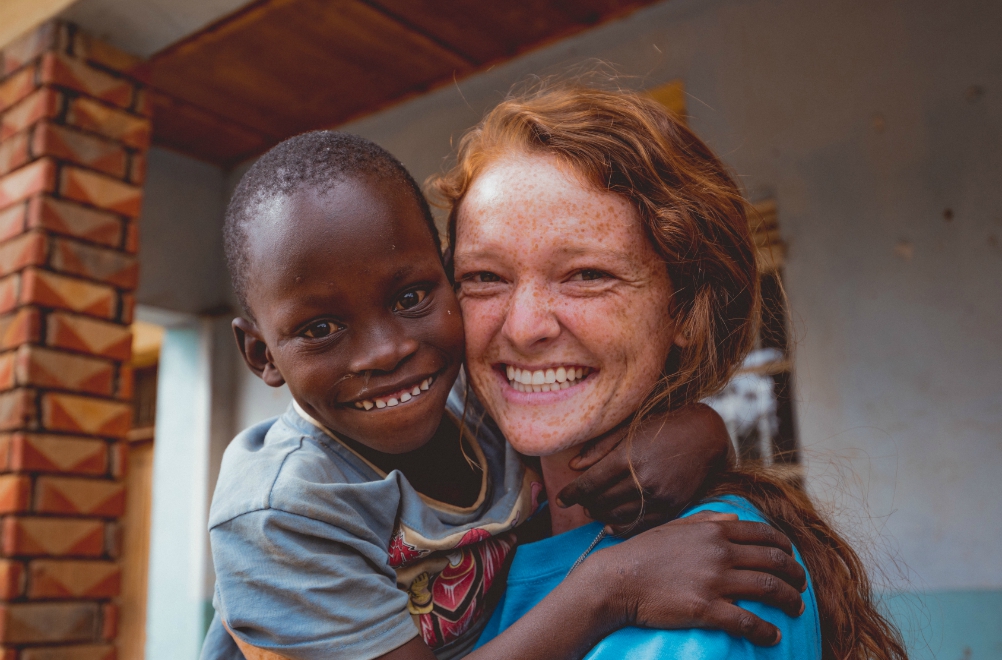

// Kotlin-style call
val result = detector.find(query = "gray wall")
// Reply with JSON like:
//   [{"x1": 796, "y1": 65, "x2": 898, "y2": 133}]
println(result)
[{"x1": 139, "y1": 0, "x2": 1002, "y2": 654}]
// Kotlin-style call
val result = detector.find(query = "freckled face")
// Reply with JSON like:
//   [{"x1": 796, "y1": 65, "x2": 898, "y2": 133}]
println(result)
[{"x1": 453, "y1": 153, "x2": 679, "y2": 456}]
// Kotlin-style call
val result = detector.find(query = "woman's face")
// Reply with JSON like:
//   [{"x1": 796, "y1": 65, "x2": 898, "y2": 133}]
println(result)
[{"x1": 454, "y1": 152, "x2": 681, "y2": 456}]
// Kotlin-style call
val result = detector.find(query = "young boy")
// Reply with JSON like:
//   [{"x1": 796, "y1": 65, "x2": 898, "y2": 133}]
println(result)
[{"x1": 200, "y1": 132, "x2": 801, "y2": 660}]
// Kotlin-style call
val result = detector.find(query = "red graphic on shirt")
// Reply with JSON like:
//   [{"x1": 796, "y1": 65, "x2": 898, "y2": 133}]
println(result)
[
  {"x1": 388, "y1": 530, "x2": 424, "y2": 568},
  {"x1": 415, "y1": 532, "x2": 515, "y2": 648}
]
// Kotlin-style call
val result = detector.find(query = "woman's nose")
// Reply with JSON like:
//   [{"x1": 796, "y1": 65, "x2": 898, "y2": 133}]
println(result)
[
  {"x1": 348, "y1": 320, "x2": 419, "y2": 374},
  {"x1": 501, "y1": 281, "x2": 561, "y2": 349}
]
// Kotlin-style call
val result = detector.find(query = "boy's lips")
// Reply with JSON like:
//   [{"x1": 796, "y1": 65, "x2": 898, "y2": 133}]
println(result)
[{"x1": 350, "y1": 375, "x2": 437, "y2": 411}]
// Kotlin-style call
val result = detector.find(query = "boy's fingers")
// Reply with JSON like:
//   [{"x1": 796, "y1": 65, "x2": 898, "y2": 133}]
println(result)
[
  {"x1": 557, "y1": 458, "x2": 627, "y2": 508},
  {"x1": 717, "y1": 521, "x2": 794, "y2": 556},
  {"x1": 577, "y1": 476, "x2": 640, "y2": 512},
  {"x1": 699, "y1": 602, "x2": 782, "y2": 647},
  {"x1": 673, "y1": 511, "x2": 739, "y2": 525},
  {"x1": 721, "y1": 569, "x2": 805, "y2": 618},
  {"x1": 729, "y1": 545, "x2": 806, "y2": 591},
  {"x1": 568, "y1": 430, "x2": 625, "y2": 471}
]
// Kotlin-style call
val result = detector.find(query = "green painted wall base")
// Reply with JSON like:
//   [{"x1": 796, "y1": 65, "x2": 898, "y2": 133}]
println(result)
[{"x1": 881, "y1": 589, "x2": 1002, "y2": 659}]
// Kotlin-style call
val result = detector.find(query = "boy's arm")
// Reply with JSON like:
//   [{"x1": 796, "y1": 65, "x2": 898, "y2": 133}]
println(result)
[
  {"x1": 556, "y1": 403, "x2": 733, "y2": 534},
  {"x1": 377, "y1": 512, "x2": 804, "y2": 660}
]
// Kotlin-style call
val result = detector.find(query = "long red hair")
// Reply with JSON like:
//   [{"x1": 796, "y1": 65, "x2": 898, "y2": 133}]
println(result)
[{"x1": 431, "y1": 81, "x2": 907, "y2": 660}]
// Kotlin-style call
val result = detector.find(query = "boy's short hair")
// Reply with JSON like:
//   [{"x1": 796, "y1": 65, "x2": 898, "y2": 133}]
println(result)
[{"x1": 224, "y1": 131, "x2": 440, "y2": 315}]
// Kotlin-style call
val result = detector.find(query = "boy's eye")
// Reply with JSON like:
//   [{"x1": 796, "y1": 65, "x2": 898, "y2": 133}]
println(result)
[
  {"x1": 302, "y1": 320, "x2": 339, "y2": 339},
  {"x1": 394, "y1": 289, "x2": 428, "y2": 311}
]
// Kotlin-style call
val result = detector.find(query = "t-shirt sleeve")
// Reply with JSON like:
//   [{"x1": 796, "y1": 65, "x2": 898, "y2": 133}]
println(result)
[
  {"x1": 211, "y1": 508, "x2": 419, "y2": 660},
  {"x1": 585, "y1": 496, "x2": 822, "y2": 660}
]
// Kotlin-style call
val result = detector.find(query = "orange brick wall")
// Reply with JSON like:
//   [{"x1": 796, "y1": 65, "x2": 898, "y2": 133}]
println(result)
[{"x1": 0, "y1": 20, "x2": 149, "y2": 660}]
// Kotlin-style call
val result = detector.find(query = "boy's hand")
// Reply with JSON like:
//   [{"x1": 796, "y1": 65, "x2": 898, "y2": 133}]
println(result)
[
  {"x1": 556, "y1": 404, "x2": 732, "y2": 535},
  {"x1": 585, "y1": 511, "x2": 807, "y2": 646}
]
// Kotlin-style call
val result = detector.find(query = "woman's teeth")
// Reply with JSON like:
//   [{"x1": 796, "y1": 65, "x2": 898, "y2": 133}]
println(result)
[
  {"x1": 504, "y1": 365, "x2": 592, "y2": 393},
  {"x1": 353, "y1": 377, "x2": 434, "y2": 411}
]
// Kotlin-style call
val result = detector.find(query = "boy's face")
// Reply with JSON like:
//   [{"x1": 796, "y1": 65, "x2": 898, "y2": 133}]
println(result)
[{"x1": 235, "y1": 175, "x2": 464, "y2": 454}]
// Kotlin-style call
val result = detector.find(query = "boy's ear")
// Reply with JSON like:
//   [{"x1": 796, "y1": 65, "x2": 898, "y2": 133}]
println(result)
[{"x1": 232, "y1": 317, "x2": 286, "y2": 387}]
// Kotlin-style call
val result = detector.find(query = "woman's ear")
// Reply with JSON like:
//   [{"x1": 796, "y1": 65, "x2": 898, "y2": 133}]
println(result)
[
  {"x1": 673, "y1": 331, "x2": 690, "y2": 348},
  {"x1": 232, "y1": 317, "x2": 286, "y2": 387}
]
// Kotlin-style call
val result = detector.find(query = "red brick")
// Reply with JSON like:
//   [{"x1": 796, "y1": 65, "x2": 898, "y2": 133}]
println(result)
[
  {"x1": 118, "y1": 293, "x2": 134, "y2": 325},
  {"x1": 31, "y1": 123, "x2": 127, "y2": 179},
  {"x1": 1, "y1": 516, "x2": 104, "y2": 557},
  {"x1": 8, "y1": 433, "x2": 107, "y2": 476},
  {"x1": 0, "y1": 131, "x2": 30, "y2": 177},
  {"x1": 0, "y1": 202, "x2": 26, "y2": 242},
  {"x1": 0, "y1": 159, "x2": 57, "y2": 209},
  {"x1": 58, "y1": 167, "x2": 141, "y2": 218},
  {"x1": 65, "y1": 97, "x2": 149, "y2": 150},
  {"x1": 14, "y1": 346, "x2": 114, "y2": 396},
  {"x1": 45, "y1": 312, "x2": 130, "y2": 361},
  {"x1": 39, "y1": 53, "x2": 132, "y2": 109},
  {"x1": 40, "y1": 393, "x2": 130, "y2": 438},
  {"x1": 0, "y1": 308, "x2": 41, "y2": 350},
  {"x1": 109, "y1": 442, "x2": 126, "y2": 480},
  {"x1": 114, "y1": 365, "x2": 132, "y2": 401},
  {"x1": 133, "y1": 87, "x2": 151, "y2": 118},
  {"x1": 0, "y1": 21, "x2": 65, "y2": 76},
  {"x1": 0, "y1": 475, "x2": 30, "y2": 514},
  {"x1": 126, "y1": 151, "x2": 146, "y2": 185},
  {"x1": 21, "y1": 644, "x2": 116, "y2": 660},
  {"x1": 27, "y1": 559, "x2": 119, "y2": 599},
  {"x1": 0, "y1": 274, "x2": 19, "y2": 315},
  {"x1": 0, "y1": 434, "x2": 9, "y2": 471},
  {"x1": 1, "y1": 87, "x2": 62, "y2": 140},
  {"x1": 0, "y1": 389, "x2": 36, "y2": 432},
  {"x1": 102, "y1": 522, "x2": 120, "y2": 560},
  {"x1": 72, "y1": 31, "x2": 145, "y2": 80},
  {"x1": 19, "y1": 268, "x2": 116, "y2": 319},
  {"x1": 123, "y1": 221, "x2": 138, "y2": 254},
  {"x1": 0, "y1": 232, "x2": 46, "y2": 277},
  {"x1": 0, "y1": 601, "x2": 100, "y2": 644},
  {"x1": 49, "y1": 238, "x2": 137, "y2": 288},
  {"x1": 34, "y1": 477, "x2": 124, "y2": 517},
  {"x1": 0, "y1": 65, "x2": 37, "y2": 114},
  {"x1": 0, "y1": 560, "x2": 24, "y2": 599},
  {"x1": 0, "y1": 353, "x2": 12, "y2": 391},
  {"x1": 99, "y1": 603, "x2": 116, "y2": 640},
  {"x1": 26, "y1": 196, "x2": 123, "y2": 248}
]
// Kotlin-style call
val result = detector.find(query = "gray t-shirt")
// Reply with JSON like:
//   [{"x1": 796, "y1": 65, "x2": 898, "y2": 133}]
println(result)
[{"x1": 201, "y1": 380, "x2": 542, "y2": 660}]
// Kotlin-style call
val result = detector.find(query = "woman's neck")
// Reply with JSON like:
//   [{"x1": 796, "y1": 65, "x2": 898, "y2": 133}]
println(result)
[{"x1": 540, "y1": 447, "x2": 594, "y2": 536}]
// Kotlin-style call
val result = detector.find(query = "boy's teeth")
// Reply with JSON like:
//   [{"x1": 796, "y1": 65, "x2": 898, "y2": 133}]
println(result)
[{"x1": 357, "y1": 376, "x2": 435, "y2": 411}]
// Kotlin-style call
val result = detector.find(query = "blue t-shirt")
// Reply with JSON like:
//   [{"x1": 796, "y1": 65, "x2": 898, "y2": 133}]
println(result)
[
  {"x1": 200, "y1": 378, "x2": 543, "y2": 660},
  {"x1": 476, "y1": 495, "x2": 822, "y2": 659}
]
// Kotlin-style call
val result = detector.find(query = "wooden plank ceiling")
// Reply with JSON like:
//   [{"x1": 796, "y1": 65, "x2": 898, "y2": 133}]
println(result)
[{"x1": 147, "y1": 0, "x2": 661, "y2": 166}]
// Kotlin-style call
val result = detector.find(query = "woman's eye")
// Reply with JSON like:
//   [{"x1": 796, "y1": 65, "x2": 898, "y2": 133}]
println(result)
[
  {"x1": 394, "y1": 289, "x2": 428, "y2": 311},
  {"x1": 470, "y1": 271, "x2": 502, "y2": 283},
  {"x1": 302, "y1": 320, "x2": 338, "y2": 339},
  {"x1": 570, "y1": 269, "x2": 608, "y2": 281}
]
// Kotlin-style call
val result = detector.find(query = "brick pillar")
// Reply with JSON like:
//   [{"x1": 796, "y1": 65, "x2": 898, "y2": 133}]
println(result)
[{"x1": 0, "y1": 21, "x2": 149, "y2": 660}]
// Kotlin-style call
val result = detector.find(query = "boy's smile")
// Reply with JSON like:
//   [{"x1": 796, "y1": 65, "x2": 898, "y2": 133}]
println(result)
[{"x1": 233, "y1": 174, "x2": 464, "y2": 455}]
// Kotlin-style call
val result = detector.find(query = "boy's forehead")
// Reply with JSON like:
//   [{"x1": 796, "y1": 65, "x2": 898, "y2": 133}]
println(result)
[{"x1": 243, "y1": 177, "x2": 439, "y2": 302}]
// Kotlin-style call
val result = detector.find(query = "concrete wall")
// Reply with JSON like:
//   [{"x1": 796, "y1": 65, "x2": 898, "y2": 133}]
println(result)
[{"x1": 140, "y1": 0, "x2": 1002, "y2": 655}]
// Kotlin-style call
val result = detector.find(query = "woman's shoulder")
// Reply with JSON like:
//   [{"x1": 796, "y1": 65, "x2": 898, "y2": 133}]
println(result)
[{"x1": 680, "y1": 494, "x2": 769, "y2": 523}]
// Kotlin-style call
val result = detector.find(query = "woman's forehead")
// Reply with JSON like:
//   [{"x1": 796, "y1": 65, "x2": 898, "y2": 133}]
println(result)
[{"x1": 457, "y1": 153, "x2": 643, "y2": 251}]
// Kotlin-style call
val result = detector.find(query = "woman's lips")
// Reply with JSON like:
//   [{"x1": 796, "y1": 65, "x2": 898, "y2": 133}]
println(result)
[
  {"x1": 503, "y1": 364, "x2": 593, "y2": 393},
  {"x1": 351, "y1": 376, "x2": 435, "y2": 411}
]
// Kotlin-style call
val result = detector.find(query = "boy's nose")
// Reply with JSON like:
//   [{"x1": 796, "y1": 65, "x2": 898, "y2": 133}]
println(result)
[
  {"x1": 348, "y1": 322, "x2": 419, "y2": 375},
  {"x1": 501, "y1": 281, "x2": 560, "y2": 350}
]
